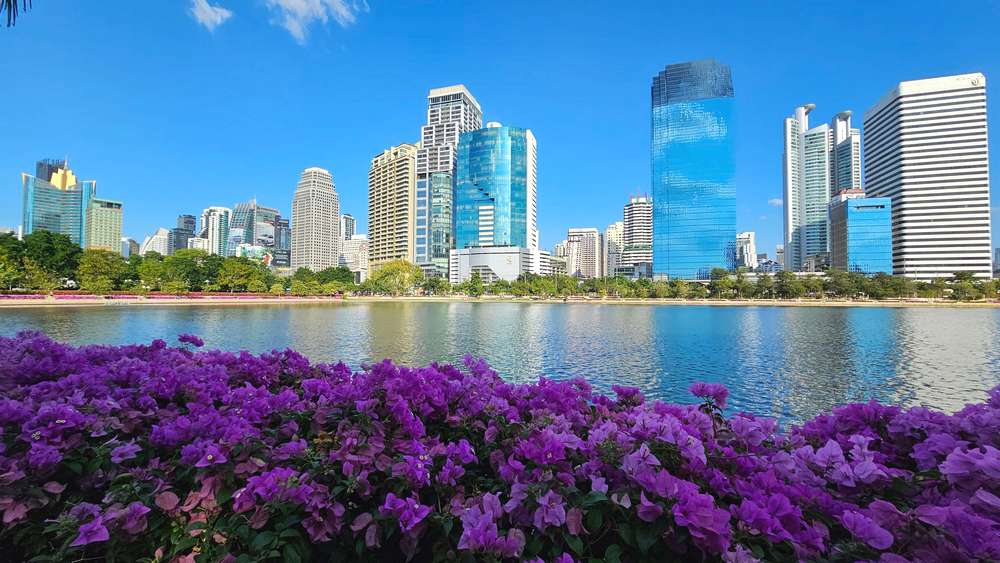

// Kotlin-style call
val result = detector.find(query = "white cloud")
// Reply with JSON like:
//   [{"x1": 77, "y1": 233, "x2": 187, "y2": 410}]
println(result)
[
  {"x1": 190, "y1": 0, "x2": 233, "y2": 31},
  {"x1": 767, "y1": 198, "x2": 783, "y2": 207},
  {"x1": 265, "y1": 0, "x2": 369, "y2": 44}
]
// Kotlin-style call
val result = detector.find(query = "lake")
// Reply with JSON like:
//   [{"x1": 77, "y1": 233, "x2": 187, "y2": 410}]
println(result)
[{"x1": 2, "y1": 301, "x2": 999, "y2": 423}]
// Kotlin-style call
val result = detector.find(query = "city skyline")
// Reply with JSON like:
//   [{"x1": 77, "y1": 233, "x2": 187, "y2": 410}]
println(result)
[{"x1": 2, "y1": 1, "x2": 998, "y2": 259}]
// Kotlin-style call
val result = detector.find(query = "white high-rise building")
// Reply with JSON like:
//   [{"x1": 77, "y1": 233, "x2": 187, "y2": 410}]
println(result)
[
  {"x1": 139, "y1": 227, "x2": 171, "y2": 256},
  {"x1": 291, "y1": 167, "x2": 341, "y2": 271},
  {"x1": 736, "y1": 231, "x2": 758, "y2": 270},
  {"x1": 603, "y1": 221, "x2": 624, "y2": 277},
  {"x1": 621, "y1": 195, "x2": 653, "y2": 267},
  {"x1": 200, "y1": 206, "x2": 231, "y2": 256},
  {"x1": 187, "y1": 237, "x2": 210, "y2": 252},
  {"x1": 368, "y1": 144, "x2": 417, "y2": 271},
  {"x1": 416, "y1": 85, "x2": 483, "y2": 277},
  {"x1": 782, "y1": 105, "x2": 861, "y2": 270},
  {"x1": 566, "y1": 227, "x2": 602, "y2": 279},
  {"x1": 865, "y1": 73, "x2": 992, "y2": 279},
  {"x1": 341, "y1": 214, "x2": 356, "y2": 241},
  {"x1": 341, "y1": 234, "x2": 369, "y2": 282}
]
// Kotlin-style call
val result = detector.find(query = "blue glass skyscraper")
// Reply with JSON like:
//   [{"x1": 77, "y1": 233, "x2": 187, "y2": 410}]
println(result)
[
  {"x1": 454, "y1": 123, "x2": 537, "y2": 251},
  {"x1": 829, "y1": 194, "x2": 893, "y2": 275},
  {"x1": 21, "y1": 160, "x2": 96, "y2": 246},
  {"x1": 651, "y1": 59, "x2": 736, "y2": 279}
]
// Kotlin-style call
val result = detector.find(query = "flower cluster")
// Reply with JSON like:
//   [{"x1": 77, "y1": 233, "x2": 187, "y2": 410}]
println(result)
[{"x1": 0, "y1": 331, "x2": 998, "y2": 562}]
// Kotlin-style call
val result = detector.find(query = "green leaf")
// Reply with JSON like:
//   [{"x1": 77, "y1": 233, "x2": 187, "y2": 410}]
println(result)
[
  {"x1": 604, "y1": 544, "x2": 622, "y2": 563},
  {"x1": 580, "y1": 490, "x2": 607, "y2": 507},
  {"x1": 615, "y1": 523, "x2": 635, "y2": 547},
  {"x1": 635, "y1": 524, "x2": 659, "y2": 553},
  {"x1": 565, "y1": 533, "x2": 584, "y2": 555},
  {"x1": 65, "y1": 461, "x2": 83, "y2": 475},
  {"x1": 585, "y1": 509, "x2": 603, "y2": 533},
  {"x1": 282, "y1": 543, "x2": 302, "y2": 563},
  {"x1": 279, "y1": 528, "x2": 301, "y2": 539},
  {"x1": 251, "y1": 531, "x2": 276, "y2": 551}
]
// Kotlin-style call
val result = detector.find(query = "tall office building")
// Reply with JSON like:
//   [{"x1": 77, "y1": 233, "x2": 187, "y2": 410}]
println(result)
[
  {"x1": 21, "y1": 161, "x2": 96, "y2": 246},
  {"x1": 171, "y1": 214, "x2": 197, "y2": 254},
  {"x1": 231, "y1": 199, "x2": 280, "y2": 251},
  {"x1": 121, "y1": 237, "x2": 138, "y2": 258},
  {"x1": 85, "y1": 198, "x2": 123, "y2": 251},
  {"x1": 271, "y1": 217, "x2": 291, "y2": 267},
  {"x1": 621, "y1": 195, "x2": 653, "y2": 268},
  {"x1": 829, "y1": 190, "x2": 892, "y2": 275},
  {"x1": 651, "y1": 59, "x2": 736, "y2": 280},
  {"x1": 139, "y1": 228, "x2": 171, "y2": 256},
  {"x1": 865, "y1": 73, "x2": 993, "y2": 279},
  {"x1": 291, "y1": 167, "x2": 341, "y2": 271},
  {"x1": 200, "y1": 206, "x2": 231, "y2": 256},
  {"x1": 566, "y1": 228, "x2": 602, "y2": 279},
  {"x1": 415, "y1": 85, "x2": 483, "y2": 277},
  {"x1": 782, "y1": 105, "x2": 862, "y2": 270},
  {"x1": 603, "y1": 221, "x2": 624, "y2": 277},
  {"x1": 368, "y1": 144, "x2": 416, "y2": 271},
  {"x1": 341, "y1": 234, "x2": 369, "y2": 282},
  {"x1": 994, "y1": 248, "x2": 999, "y2": 275},
  {"x1": 735, "y1": 231, "x2": 758, "y2": 270},
  {"x1": 341, "y1": 214, "x2": 356, "y2": 241}
]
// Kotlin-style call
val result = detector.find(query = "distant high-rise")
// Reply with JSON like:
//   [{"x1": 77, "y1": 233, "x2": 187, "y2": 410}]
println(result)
[
  {"x1": 566, "y1": 228, "x2": 601, "y2": 279},
  {"x1": 865, "y1": 73, "x2": 993, "y2": 279},
  {"x1": 341, "y1": 234, "x2": 369, "y2": 282},
  {"x1": 200, "y1": 206, "x2": 231, "y2": 256},
  {"x1": 776, "y1": 244, "x2": 785, "y2": 267},
  {"x1": 341, "y1": 214, "x2": 356, "y2": 241},
  {"x1": 603, "y1": 221, "x2": 624, "y2": 277},
  {"x1": 121, "y1": 237, "x2": 139, "y2": 258},
  {"x1": 829, "y1": 190, "x2": 892, "y2": 275},
  {"x1": 368, "y1": 144, "x2": 417, "y2": 271},
  {"x1": 21, "y1": 161, "x2": 96, "y2": 246},
  {"x1": 232, "y1": 199, "x2": 280, "y2": 252},
  {"x1": 85, "y1": 198, "x2": 123, "y2": 252},
  {"x1": 291, "y1": 167, "x2": 341, "y2": 271},
  {"x1": 272, "y1": 217, "x2": 291, "y2": 267},
  {"x1": 782, "y1": 105, "x2": 861, "y2": 270},
  {"x1": 416, "y1": 85, "x2": 483, "y2": 277},
  {"x1": 621, "y1": 195, "x2": 653, "y2": 268},
  {"x1": 651, "y1": 59, "x2": 736, "y2": 279},
  {"x1": 177, "y1": 214, "x2": 197, "y2": 232},
  {"x1": 139, "y1": 228, "x2": 171, "y2": 256},
  {"x1": 994, "y1": 248, "x2": 999, "y2": 275},
  {"x1": 735, "y1": 231, "x2": 758, "y2": 270},
  {"x1": 171, "y1": 214, "x2": 197, "y2": 254}
]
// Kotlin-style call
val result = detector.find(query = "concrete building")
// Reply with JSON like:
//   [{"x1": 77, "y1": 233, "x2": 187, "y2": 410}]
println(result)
[
  {"x1": 231, "y1": 199, "x2": 280, "y2": 253},
  {"x1": 736, "y1": 231, "x2": 758, "y2": 270},
  {"x1": 85, "y1": 198, "x2": 123, "y2": 252},
  {"x1": 776, "y1": 244, "x2": 785, "y2": 267},
  {"x1": 341, "y1": 234, "x2": 369, "y2": 283},
  {"x1": 139, "y1": 228, "x2": 171, "y2": 256},
  {"x1": 171, "y1": 214, "x2": 197, "y2": 254},
  {"x1": 865, "y1": 73, "x2": 992, "y2": 279},
  {"x1": 603, "y1": 221, "x2": 624, "y2": 279},
  {"x1": 415, "y1": 85, "x2": 483, "y2": 277},
  {"x1": 449, "y1": 246, "x2": 535, "y2": 284},
  {"x1": 566, "y1": 227, "x2": 602, "y2": 279},
  {"x1": 368, "y1": 144, "x2": 417, "y2": 271},
  {"x1": 120, "y1": 237, "x2": 138, "y2": 258},
  {"x1": 199, "y1": 206, "x2": 231, "y2": 256},
  {"x1": 782, "y1": 105, "x2": 861, "y2": 271},
  {"x1": 621, "y1": 195, "x2": 653, "y2": 269},
  {"x1": 21, "y1": 160, "x2": 96, "y2": 246},
  {"x1": 291, "y1": 167, "x2": 341, "y2": 271},
  {"x1": 829, "y1": 190, "x2": 893, "y2": 275},
  {"x1": 341, "y1": 213, "x2": 356, "y2": 241},
  {"x1": 187, "y1": 237, "x2": 210, "y2": 252}
]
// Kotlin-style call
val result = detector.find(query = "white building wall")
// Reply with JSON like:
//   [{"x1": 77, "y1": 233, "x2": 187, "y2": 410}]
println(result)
[{"x1": 291, "y1": 167, "x2": 341, "y2": 271}]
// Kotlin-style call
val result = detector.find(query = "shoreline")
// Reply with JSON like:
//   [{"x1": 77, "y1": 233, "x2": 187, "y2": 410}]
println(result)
[{"x1": 1, "y1": 294, "x2": 998, "y2": 309}]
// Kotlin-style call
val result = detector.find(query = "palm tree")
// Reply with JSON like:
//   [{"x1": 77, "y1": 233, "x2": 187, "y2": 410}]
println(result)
[{"x1": 2, "y1": 0, "x2": 31, "y2": 27}]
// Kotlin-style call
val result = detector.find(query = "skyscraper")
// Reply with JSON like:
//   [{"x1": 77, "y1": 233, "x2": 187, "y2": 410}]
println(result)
[
  {"x1": 651, "y1": 59, "x2": 736, "y2": 280},
  {"x1": 782, "y1": 105, "x2": 861, "y2": 270},
  {"x1": 829, "y1": 190, "x2": 892, "y2": 275},
  {"x1": 200, "y1": 206, "x2": 231, "y2": 256},
  {"x1": 621, "y1": 195, "x2": 653, "y2": 269},
  {"x1": 85, "y1": 198, "x2": 123, "y2": 252},
  {"x1": 603, "y1": 221, "x2": 624, "y2": 277},
  {"x1": 566, "y1": 228, "x2": 602, "y2": 279},
  {"x1": 864, "y1": 73, "x2": 992, "y2": 279},
  {"x1": 291, "y1": 167, "x2": 341, "y2": 271},
  {"x1": 21, "y1": 161, "x2": 96, "y2": 246},
  {"x1": 368, "y1": 145, "x2": 416, "y2": 271},
  {"x1": 415, "y1": 85, "x2": 483, "y2": 277},
  {"x1": 735, "y1": 231, "x2": 758, "y2": 270},
  {"x1": 139, "y1": 228, "x2": 172, "y2": 256},
  {"x1": 272, "y1": 217, "x2": 291, "y2": 267},
  {"x1": 171, "y1": 214, "x2": 197, "y2": 254},
  {"x1": 341, "y1": 214, "x2": 356, "y2": 241}
]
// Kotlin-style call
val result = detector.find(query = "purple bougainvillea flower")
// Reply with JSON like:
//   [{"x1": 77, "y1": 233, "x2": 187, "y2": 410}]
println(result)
[
  {"x1": 71, "y1": 517, "x2": 110, "y2": 547},
  {"x1": 533, "y1": 490, "x2": 566, "y2": 531},
  {"x1": 689, "y1": 382, "x2": 729, "y2": 409},
  {"x1": 841, "y1": 510, "x2": 893, "y2": 550},
  {"x1": 110, "y1": 441, "x2": 141, "y2": 464},
  {"x1": 177, "y1": 334, "x2": 204, "y2": 347}
]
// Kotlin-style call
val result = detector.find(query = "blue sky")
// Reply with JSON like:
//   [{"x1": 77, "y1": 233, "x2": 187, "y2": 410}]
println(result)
[{"x1": 2, "y1": 0, "x2": 998, "y2": 257}]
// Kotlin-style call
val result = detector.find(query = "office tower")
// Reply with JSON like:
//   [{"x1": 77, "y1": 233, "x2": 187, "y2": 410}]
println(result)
[
  {"x1": 200, "y1": 206, "x2": 231, "y2": 256},
  {"x1": 341, "y1": 214, "x2": 356, "y2": 241},
  {"x1": 865, "y1": 73, "x2": 993, "y2": 279},
  {"x1": 735, "y1": 231, "x2": 758, "y2": 270},
  {"x1": 187, "y1": 237, "x2": 210, "y2": 252},
  {"x1": 368, "y1": 144, "x2": 417, "y2": 271},
  {"x1": 225, "y1": 227, "x2": 245, "y2": 257},
  {"x1": 604, "y1": 221, "x2": 624, "y2": 277},
  {"x1": 85, "y1": 199, "x2": 123, "y2": 251},
  {"x1": 829, "y1": 190, "x2": 892, "y2": 275},
  {"x1": 21, "y1": 161, "x2": 96, "y2": 246},
  {"x1": 272, "y1": 217, "x2": 291, "y2": 267},
  {"x1": 177, "y1": 214, "x2": 197, "y2": 232},
  {"x1": 291, "y1": 167, "x2": 341, "y2": 271},
  {"x1": 171, "y1": 214, "x2": 197, "y2": 254},
  {"x1": 782, "y1": 105, "x2": 862, "y2": 271},
  {"x1": 415, "y1": 85, "x2": 483, "y2": 277},
  {"x1": 995, "y1": 248, "x2": 999, "y2": 275},
  {"x1": 139, "y1": 228, "x2": 172, "y2": 256},
  {"x1": 622, "y1": 195, "x2": 653, "y2": 269},
  {"x1": 565, "y1": 228, "x2": 602, "y2": 279},
  {"x1": 341, "y1": 234, "x2": 369, "y2": 282},
  {"x1": 120, "y1": 237, "x2": 138, "y2": 258},
  {"x1": 776, "y1": 244, "x2": 785, "y2": 267},
  {"x1": 651, "y1": 59, "x2": 736, "y2": 280},
  {"x1": 232, "y1": 199, "x2": 280, "y2": 251}
]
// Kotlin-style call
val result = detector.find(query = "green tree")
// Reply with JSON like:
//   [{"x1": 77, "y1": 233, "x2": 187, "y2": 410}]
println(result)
[
  {"x1": 316, "y1": 266, "x2": 354, "y2": 285},
  {"x1": 733, "y1": 270, "x2": 754, "y2": 299},
  {"x1": 368, "y1": 260, "x2": 424, "y2": 296},
  {"x1": 802, "y1": 275, "x2": 824, "y2": 298},
  {"x1": 775, "y1": 270, "x2": 805, "y2": 298},
  {"x1": 247, "y1": 278, "x2": 269, "y2": 293},
  {"x1": 0, "y1": 249, "x2": 21, "y2": 291},
  {"x1": 161, "y1": 279, "x2": 190, "y2": 295},
  {"x1": 269, "y1": 282, "x2": 285, "y2": 296},
  {"x1": 77, "y1": 249, "x2": 128, "y2": 294},
  {"x1": 670, "y1": 279, "x2": 689, "y2": 299},
  {"x1": 754, "y1": 273, "x2": 774, "y2": 298},
  {"x1": 23, "y1": 230, "x2": 82, "y2": 281},
  {"x1": 951, "y1": 280, "x2": 981, "y2": 301},
  {"x1": 952, "y1": 271, "x2": 977, "y2": 283},
  {"x1": 0, "y1": 233, "x2": 23, "y2": 263},
  {"x1": 688, "y1": 283, "x2": 709, "y2": 299},
  {"x1": 708, "y1": 268, "x2": 733, "y2": 298},
  {"x1": 459, "y1": 272, "x2": 485, "y2": 297},
  {"x1": 216, "y1": 257, "x2": 264, "y2": 292},
  {"x1": 422, "y1": 276, "x2": 451, "y2": 296},
  {"x1": 22, "y1": 258, "x2": 58, "y2": 292},
  {"x1": 138, "y1": 253, "x2": 166, "y2": 291},
  {"x1": 291, "y1": 279, "x2": 322, "y2": 296}
]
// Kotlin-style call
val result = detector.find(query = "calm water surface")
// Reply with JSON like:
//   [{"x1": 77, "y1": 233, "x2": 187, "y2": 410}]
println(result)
[{"x1": 2, "y1": 302, "x2": 999, "y2": 423}]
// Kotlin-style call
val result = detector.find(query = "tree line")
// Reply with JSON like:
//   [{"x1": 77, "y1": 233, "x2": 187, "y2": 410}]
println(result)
[{"x1": 1, "y1": 232, "x2": 997, "y2": 300}]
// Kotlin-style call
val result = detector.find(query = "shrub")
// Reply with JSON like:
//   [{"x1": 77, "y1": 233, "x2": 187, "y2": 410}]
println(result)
[{"x1": 0, "y1": 333, "x2": 998, "y2": 562}]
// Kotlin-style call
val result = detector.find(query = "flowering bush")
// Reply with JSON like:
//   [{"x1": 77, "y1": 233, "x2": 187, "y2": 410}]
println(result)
[{"x1": 0, "y1": 332, "x2": 998, "y2": 562}]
